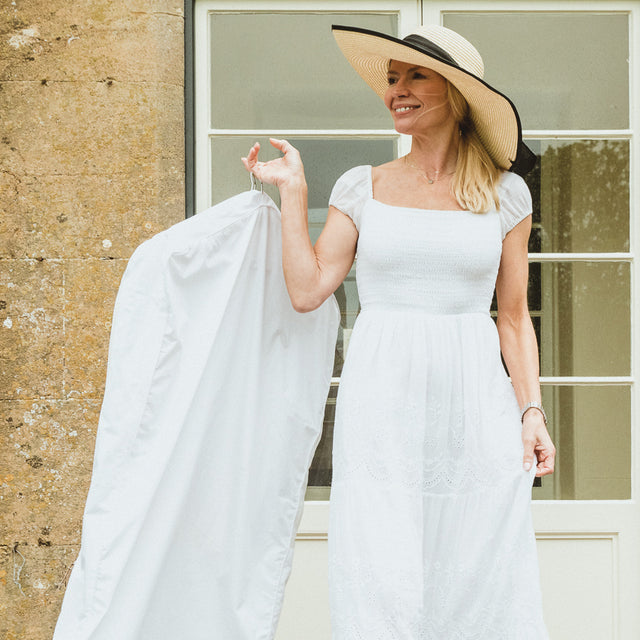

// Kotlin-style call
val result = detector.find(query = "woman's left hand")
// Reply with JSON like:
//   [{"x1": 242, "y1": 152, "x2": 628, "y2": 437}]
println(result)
[{"x1": 521, "y1": 410, "x2": 556, "y2": 476}]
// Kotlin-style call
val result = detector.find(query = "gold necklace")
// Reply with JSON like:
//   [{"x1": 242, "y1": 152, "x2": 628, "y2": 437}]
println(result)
[{"x1": 403, "y1": 155, "x2": 455, "y2": 185}]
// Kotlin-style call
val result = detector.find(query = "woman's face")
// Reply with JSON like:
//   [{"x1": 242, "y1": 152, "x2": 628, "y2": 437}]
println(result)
[{"x1": 383, "y1": 60, "x2": 452, "y2": 135}]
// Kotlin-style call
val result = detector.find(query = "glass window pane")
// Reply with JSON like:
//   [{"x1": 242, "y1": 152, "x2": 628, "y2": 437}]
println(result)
[
  {"x1": 442, "y1": 13, "x2": 629, "y2": 130},
  {"x1": 329, "y1": 265, "x2": 359, "y2": 377},
  {"x1": 210, "y1": 12, "x2": 397, "y2": 129},
  {"x1": 210, "y1": 136, "x2": 395, "y2": 207},
  {"x1": 525, "y1": 140, "x2": 629, "y2": 253},
  {"x1": 532, "y1": 385, "x2": 630, "y2": 500},
  {"x1": 529, "y1": 262, "x2": 630, "y2": 377},
  {"x1": 306, "y1": 383, "x2": 337, "y2": 500}
]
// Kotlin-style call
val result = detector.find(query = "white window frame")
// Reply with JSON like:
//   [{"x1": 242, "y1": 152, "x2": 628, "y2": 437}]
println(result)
[
  {"x1": 194, "y1": 0, "x2": 421, "y2": 214},
  {"x1": 433, "y1": 1, "x2": 637, "y2": 503},
  {"x1": 194, "y1": 0, "x2": 424, "y2": 515},
  {"x1": 194, "y1": 0, "x2": 640, "y2": 521},
  {"x1": 195, "y1": 6, "x2": 640, "y2": 636}
]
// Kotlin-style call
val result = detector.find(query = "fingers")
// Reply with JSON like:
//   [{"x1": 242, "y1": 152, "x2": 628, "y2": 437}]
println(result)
[
  {"x1": 269, "y1": 137, "x2": 288, "y2": 151},
  {"x1": 240, "y1": 139, "x2": 303, "y2": 187},
  {"x1": 535, "y1": 441, "x2": 556, "y2": 477},
  {"x1": 521, "y1": 412, "x2": 556, "y2": 476},
  {"x1": 241, "y1": 141, "x2": 261, "y2": 173},
  {"x1": 270, "y1": 138, "x2": 301, "y2": 161},
  {"x1": 522, "y1": 434, "x2": 536, "y2": 472}
]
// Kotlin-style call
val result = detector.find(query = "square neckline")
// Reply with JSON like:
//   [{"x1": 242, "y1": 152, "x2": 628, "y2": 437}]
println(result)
[{"x1": 366, "y1": 165, "x2": 470, "y2": 214}]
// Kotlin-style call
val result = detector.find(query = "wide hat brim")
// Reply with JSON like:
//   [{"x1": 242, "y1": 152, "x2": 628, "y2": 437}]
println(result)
[{"x1": 332, "y1": 25, "x2": 535, "y2": 176}]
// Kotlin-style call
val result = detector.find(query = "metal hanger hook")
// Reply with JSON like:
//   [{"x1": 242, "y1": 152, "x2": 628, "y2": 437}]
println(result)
[{"x1": 250, "y1": 172, "x2": 264, "y2": 193}]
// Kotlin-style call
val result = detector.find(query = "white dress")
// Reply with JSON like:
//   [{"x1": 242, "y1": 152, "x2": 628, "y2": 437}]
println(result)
[{"x1": 327, "y1": 166, "x2": 549, "y2": 640}]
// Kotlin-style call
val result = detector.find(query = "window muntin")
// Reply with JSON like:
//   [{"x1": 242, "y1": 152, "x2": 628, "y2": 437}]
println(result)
[{"x1": 443, "y1": 10, "x2": 632, "y2": 500}]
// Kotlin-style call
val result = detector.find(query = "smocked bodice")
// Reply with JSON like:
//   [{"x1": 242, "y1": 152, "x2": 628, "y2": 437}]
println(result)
[
  {"x1": 328, "y1": 164, "x2": 533, "y2": 316},
  {"x1": 356, "y1": 200, "x2": 502, "y2": 314}
]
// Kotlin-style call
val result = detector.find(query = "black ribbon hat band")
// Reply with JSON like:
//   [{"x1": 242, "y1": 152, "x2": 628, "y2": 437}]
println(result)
[{"x1": 401, "y1": 34, "x2": 459, "y2": 67}]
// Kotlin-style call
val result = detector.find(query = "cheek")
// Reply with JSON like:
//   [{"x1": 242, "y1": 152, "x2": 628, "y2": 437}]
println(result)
[
  {"x1": 383, "y1": 89, "x2": 394, "y2": 110},
  {"x1": 416, "y1": 86, "x2": 448, "y2": 101}
]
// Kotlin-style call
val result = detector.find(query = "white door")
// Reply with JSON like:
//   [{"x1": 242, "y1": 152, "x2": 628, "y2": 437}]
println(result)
[{"x1": 195, "y1": 2, "x2": 640, "y2": 638}]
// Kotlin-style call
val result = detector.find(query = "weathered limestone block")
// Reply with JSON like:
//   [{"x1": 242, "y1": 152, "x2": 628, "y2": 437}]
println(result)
[
  {"x1": 64, "y1": 258, "x2": 126, "y2": 322},
  {"x1": 0, "y1": 398, "x2": 98, "y2": 636},
  {"x1": 1, "y1": 0, "x2": 184, "y2": 33},
  {"x1": 0, "y1": 168, "x2": 184, "y2": 259},
  {"x1": 63, "y1": 257, "x2": 128, "y2": 397},
  {"x1": 0, "y1": 258, "x2": 64, "y2": 399},
  {"x1": 120, "y1": 168, "x2": 186, "y2": 249},
  {"x1": 0, "y1": 398, "x2": 100, "y2": 544},
  {"x1": 0, "y1": 80, "x2": 184, "y2": 178},
  {"x1": 0, "y1": 0, "x2": 185, "y2": 636},
  {"x1": 0, "y1": 5, "x2": 184, "y2": 85},
  {"x1": 0, "y1": 541, "x2": 80, "y2": 639}
]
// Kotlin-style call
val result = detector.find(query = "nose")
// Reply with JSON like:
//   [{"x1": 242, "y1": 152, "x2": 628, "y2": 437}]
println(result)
[{"x1": 390, "y1": 79, "x2": 410, "y2": 96}]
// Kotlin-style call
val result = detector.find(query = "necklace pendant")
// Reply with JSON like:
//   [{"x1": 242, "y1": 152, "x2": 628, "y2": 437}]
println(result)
[{"x1": 427, "y1": 178, "x2": 434, "y2": 184}]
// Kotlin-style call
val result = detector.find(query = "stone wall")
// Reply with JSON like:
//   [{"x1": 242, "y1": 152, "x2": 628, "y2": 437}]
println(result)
[{"x1": 0, "y1": 2, "x2": 185, "y2": 636}]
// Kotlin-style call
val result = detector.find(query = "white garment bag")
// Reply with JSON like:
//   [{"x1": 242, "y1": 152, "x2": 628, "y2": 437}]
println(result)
[{"x1": 53, "y1": 190, "x2": 340, "y2": 640}]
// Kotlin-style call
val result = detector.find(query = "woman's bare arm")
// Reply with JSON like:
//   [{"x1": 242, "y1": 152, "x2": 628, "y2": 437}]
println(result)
[
  {"x1": 495, "y1": 217, "x2": 556, "y2": 476},
  {"x1": 242, "y1": 139, "x2": 358, "y2": 312}
]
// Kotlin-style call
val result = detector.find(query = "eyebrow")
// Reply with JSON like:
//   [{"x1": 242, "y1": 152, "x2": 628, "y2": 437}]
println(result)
[{"x1": 387, "y1": 66, "x2": 424, "y2": 76}]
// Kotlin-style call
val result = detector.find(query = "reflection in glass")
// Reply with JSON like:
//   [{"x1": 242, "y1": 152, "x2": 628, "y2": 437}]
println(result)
[
  {"x1": 442, "y1": 12, "x2": 629, "y2": 129},
  {"x1": 532, "y1": 385, "x2": 630, "y2": 500},
  {"x1": 530, "y1": 262, "x2": 630, "y2": 377},
  {"x1": 306, "y1": 383, "x2": 338, "y2": 500},
  {"x1": 493, "y1": 258, "x2": 630, "y2": 377},
  {"x1": 210, "y1": 12, "x2": 396, "y2": 130},
  {"x1": 524, "y1": 140, "x2": 629, "y2": 253}
]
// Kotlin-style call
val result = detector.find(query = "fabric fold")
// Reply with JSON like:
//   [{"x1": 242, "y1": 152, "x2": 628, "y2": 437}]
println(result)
[{"x1": 54, "y1": 190, "x2": 339, "y2": 640}]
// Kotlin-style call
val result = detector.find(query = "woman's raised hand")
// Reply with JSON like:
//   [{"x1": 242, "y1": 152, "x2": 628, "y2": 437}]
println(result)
[{"x1": 241, "y1": 138, "x2": 306, "y2": 190}]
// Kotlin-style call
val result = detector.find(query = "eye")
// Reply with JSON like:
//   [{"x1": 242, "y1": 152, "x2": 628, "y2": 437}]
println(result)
[
  {"x1": 413, "y1": 71, "x2": 427, "y2": 79},
  {"x1": 387, "y1": 76, "x2": 398, "y2": 85}
]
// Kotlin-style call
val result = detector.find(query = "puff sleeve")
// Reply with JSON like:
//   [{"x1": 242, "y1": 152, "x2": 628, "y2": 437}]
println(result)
[
  {"x1": 328, "y1": 165, "x2": 372, "y2": 232},
  {"x1": 497, "y1": 172, "x2": 533, "y2": 240}
]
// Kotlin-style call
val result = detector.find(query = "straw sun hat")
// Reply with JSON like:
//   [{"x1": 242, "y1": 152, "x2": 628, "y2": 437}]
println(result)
[{"x1": 332, "y1": 24, "x2": 536, "y2": 176}]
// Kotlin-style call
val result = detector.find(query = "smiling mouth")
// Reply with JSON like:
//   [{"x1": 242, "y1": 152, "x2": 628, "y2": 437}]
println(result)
[{"x1": 394, "y1": 106, "x2": 419, "y2": 113}]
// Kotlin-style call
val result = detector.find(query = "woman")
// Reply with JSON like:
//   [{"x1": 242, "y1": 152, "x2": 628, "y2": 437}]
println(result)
[{"x1": 243, "y1": 24, "x2": 555, "y2": 639}]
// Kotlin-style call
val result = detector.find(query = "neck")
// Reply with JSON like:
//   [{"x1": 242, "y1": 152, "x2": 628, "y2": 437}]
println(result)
[{"x1": 408, "y1": 124, "x2": 459, "y2": 175}]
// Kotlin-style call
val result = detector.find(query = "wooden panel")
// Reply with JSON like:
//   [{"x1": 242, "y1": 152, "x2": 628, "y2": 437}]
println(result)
[
  {"x1": 276, "y1": 537, "x2": 330, "y2": 640},
  {"x1": 277, "y1": 534, "x2": 619, "y2": 639},
  {"x1": 537, "y1": 535, "x2": 617, "y2": 640}
]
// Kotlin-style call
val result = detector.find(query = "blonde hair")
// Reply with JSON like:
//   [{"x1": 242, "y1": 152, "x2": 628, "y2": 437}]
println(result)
[{"x1": 447, "y1": 82, "x2": 502, "y2": 213}]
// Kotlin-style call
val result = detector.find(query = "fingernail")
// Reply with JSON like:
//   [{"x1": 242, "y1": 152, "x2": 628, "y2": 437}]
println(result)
[{"x1": 524, "y1": 462, "x2": 531, "y2": 471}]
